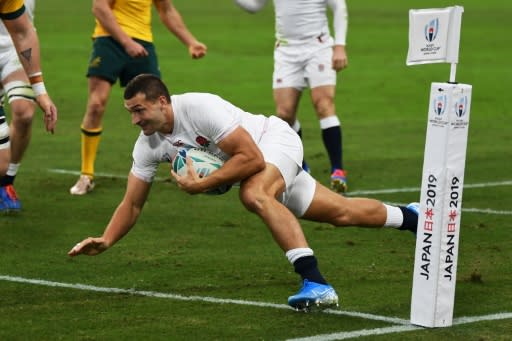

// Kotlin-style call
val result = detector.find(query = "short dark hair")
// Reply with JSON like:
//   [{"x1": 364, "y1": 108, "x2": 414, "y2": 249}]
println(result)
[{"x1": 124, "y1": 74, "x2": 171, "y2": 103}]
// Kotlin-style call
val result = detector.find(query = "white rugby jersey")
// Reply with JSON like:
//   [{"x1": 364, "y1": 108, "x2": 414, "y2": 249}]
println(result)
[
  {"x1": 0, "y1": 0, "x2": 35, "y2": 50},
  {"x1": 236, "y1": 0, "x2": 347, "y2": 45},
  {"x1": 131, "y1": 93, "x2": 269, "y2": 182}
]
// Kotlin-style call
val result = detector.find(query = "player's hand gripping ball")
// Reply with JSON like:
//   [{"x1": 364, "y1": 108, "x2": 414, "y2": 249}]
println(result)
[{"x1": 172, "y1": 148, "x2": 231, "y2": 195}]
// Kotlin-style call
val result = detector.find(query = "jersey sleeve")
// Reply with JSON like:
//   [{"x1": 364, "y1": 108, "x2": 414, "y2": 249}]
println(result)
[
  {"x1": 328, "y1": 0, "x2": 348, "y2": 46},
  {"x1": 130, "y1": 135, "x2": 161, "y2": 183},
  {"x1": 0, "y1": 0, "x2": 25, "y2": 20}
]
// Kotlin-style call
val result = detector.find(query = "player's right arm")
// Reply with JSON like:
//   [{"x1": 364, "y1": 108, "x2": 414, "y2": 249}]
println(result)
[
  {"x1": 68, "y1": 173, "x2": 152, "y2": 256},
  {"x1": 92, "y1": 0, "x2": 148, "y2": 57},
  {"x1": 235, "y1": 0, "x2": 268, "y2": 14}
]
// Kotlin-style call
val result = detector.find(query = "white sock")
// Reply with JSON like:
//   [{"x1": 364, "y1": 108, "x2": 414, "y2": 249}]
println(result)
[
  {"x1": 319, "y1": 116, "x2": 340, "y2": 129},
  {"x1": 7, "y1": 163, "x2": 20, "y2": 177},
  {"x1": 285, "y1": 247, "x2": 314, "y2": 264},
  {"x1": 384, "y1": 204, "x2": 403, "y2": 228},
  {"x1": 291, "y1": 120, "x2": 301, "y2": 133}
]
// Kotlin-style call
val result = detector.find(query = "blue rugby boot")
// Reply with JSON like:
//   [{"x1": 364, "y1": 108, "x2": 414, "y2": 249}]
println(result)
[
  {"x1": 406, "y1": 202, "x2": 420, "y2": 215},
  {"x1": 302, "y1": 160, "x2": 311, "y2": 174},
  {"x1": 288, "y1": 280, "x2": 339, "y2": 312},
  {"x1": 0, "y1": 184, "x2": 21, "y2": 212}
]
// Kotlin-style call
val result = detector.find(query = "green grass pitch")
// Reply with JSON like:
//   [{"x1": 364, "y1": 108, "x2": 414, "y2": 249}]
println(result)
[{"x1": 0, "y1": 0, "x2": 510, "y2": 339}]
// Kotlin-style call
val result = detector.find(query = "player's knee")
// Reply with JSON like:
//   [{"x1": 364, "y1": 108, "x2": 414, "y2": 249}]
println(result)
[
  {"x1": 87, "y1": 99, "x2": 107, "y2": 118},
  {"x1": 313, "y1": 98, "x2": 334, "y2": 117},
  {"x1": 239, "y1": 187, "x2": 268, "y2": 214},
  {"x1": 275, "y1": 105, "x2": 297, "y2": 124},
  {"x1": 10, "y1": 100, "x2": 36, "y2": 124}
]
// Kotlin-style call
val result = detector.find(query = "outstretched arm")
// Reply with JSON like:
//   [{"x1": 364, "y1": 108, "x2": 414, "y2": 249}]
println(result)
[
  {"x1": 3, "y1": 12, "x2": 57, "y2": 133},
  {"x1": 68, "y1": 173, "x2": 152, "y2": 256},
  {"x1": 154, "y1": 0, "x2": 207, "y2": 59}
]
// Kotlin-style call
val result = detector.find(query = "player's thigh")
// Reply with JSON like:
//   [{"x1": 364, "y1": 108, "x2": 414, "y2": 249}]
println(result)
[
  {"x1": 241, "y1": 163, "x2": 286, "y2": 197},
  {"x1": 119, "y1": 40, "x2": 160, "y2": 87},
  {"x1": 259, "y1": 117, "x2": 303, "y2": 182},
  {"x1": 300, "y1": 180, "x2": 350, "y2": 223},
  {"x1": 273, "y1": 87, "x2": 302, "y2": 120},
  {"x1": 87, "y1": 76, "x2": 112, "y2": 105}
]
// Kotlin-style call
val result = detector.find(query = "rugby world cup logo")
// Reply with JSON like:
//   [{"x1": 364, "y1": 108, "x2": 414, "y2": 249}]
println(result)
[
  {"x1": 454, "y1": 96, "x2": 468, "y2": 117},
  {"x1": 433, "y1": 94, "x2": 447, "y2": 116},
  {"x1": 425, "y1": 18, "x2": 439, "y2": 42}
]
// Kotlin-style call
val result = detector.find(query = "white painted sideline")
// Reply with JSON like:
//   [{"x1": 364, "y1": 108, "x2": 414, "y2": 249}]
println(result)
[
  {"x1": 0, "y1": 275, "x2": 406, "y2": 325},
  {"x1": 2, "y1": 275, "x2": 510, "y2": 340},
  {"x1": 48, "y1": 168, "x2": 512, "y2": 194}
]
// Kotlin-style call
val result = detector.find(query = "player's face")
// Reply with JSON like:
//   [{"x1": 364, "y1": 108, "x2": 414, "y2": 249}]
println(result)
[{"x1": 124, "y1": 93, "x2": 169, "y2": 135}]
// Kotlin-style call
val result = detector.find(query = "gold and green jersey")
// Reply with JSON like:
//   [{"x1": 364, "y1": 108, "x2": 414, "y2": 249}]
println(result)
[{"x1": 93, "y1": 0, "x2": 153, "y2": 42}]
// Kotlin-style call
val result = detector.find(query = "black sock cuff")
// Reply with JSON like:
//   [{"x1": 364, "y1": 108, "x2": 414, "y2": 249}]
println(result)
[
  {"x1": 293, "y1": 255, "x2": 317, "y2": 273},
  {"x1": 293, "y1": 255, "x2": 328, "y2": 285},
  {"x1": 399, "y1": 206, "x2": 418, "y2": 233},
  {"x1": 0, "y1": 175, "x2": 14, "y2": 186}
]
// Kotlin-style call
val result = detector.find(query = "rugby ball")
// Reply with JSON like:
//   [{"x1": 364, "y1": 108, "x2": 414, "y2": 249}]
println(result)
[{"x1": 172, "y1": 148, "x2": 231, "y2": 195}]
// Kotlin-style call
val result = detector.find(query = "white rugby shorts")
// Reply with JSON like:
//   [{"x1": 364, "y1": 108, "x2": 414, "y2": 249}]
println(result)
[
  {"x1": 273, "y1": 36, "x2": 336, "y2": 90},
  {"x1": 0, "y1": 46, "x2": 23, "y2": 81},
  {"x1": 258, "y1": 116, "x2": 316, "y2": 217}
]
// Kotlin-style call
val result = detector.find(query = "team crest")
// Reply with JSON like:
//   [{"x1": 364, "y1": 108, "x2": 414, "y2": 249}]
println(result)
[
  {"x1": 196, "y1": 135, "x2": 210, "y2": 147},
  {"x1": 424, "y1": 18, "x2": 439, "y2": 42},
  {"x1": 89, "y1": 56, "x2": 102, "y2": 68}
]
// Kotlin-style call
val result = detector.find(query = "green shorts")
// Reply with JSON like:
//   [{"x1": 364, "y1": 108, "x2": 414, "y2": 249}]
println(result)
[{"x1": 87, "y1": 36, "x2": 161, "y2": 87}]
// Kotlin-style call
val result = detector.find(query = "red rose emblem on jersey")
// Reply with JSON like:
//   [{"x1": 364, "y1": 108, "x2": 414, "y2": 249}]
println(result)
[{"x1": 196, "y1": 135, "x2": 209, "y2": 147}]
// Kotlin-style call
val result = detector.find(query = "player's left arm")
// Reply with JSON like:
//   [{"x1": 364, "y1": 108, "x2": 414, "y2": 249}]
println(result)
[
  {"x1": 172, "y1": 126, "x2": 265, "y2": 194},
  {"x1": 328, "y1": 0, "x2": 348, "y2": 71},
  {"x1": 2, "y1": 12, "x2": 57, "y2": 133},
  {"x1": 154, "y1": 0, "x2": 207, "y2": 59}
]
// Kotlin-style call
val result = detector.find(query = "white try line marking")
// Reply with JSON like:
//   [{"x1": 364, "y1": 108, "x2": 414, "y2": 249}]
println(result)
[
  {"x1": 1, "y1": 275, "x2": 510, "y2": 340},
  {"x1": 286, "y1": 312, "x2": 512, "y2": 341},
  {"x1": 48, "y1": 169, "x2": 512, "y2": 215}
]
